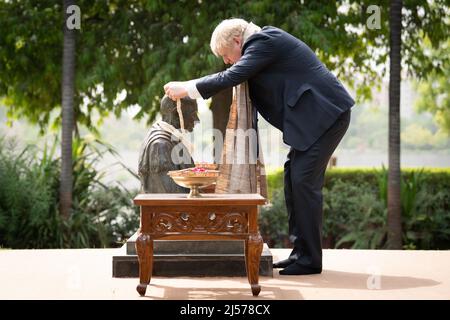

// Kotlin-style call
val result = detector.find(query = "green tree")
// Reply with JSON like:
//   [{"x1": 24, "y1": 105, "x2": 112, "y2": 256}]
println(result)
[
  {"x1": 1, "y1": 1, "x2": 447, "y2": 128},
  {"x1": 414, "y1": 40, "x2": 450, "y2": 135}
]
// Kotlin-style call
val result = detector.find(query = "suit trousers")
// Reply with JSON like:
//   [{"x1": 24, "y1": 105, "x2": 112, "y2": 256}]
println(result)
[{"x1": 284, "y1": 109, "x2": 351, "y2": 269}]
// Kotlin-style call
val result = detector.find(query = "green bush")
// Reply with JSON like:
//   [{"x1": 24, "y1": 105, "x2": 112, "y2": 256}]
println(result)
[
  {"x1": 259, "y1": 189, "x2": 290, "y2": 248},
  {"x1": 260, "y1": 167, "x2": 450, "y2": 250},
  {"x1": 0, "y1": 136, "x2": 139, "y2": 249},
  {"x1": 323, "y1": 179, "x2": 387, "y2": 249}
]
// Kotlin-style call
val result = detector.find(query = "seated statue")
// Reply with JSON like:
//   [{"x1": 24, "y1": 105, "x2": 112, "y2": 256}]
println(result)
[{"x1": 138, "y1": 95, "x2": 199, "y2": 193}]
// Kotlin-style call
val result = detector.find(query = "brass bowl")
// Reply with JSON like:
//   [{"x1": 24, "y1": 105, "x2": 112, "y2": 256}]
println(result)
[
  {"x1": 168, "y1": 169, "x2": 220, "y2": 198},
  {"x1": 195, "y1": 162, "x2": 218, "y2": 170}
]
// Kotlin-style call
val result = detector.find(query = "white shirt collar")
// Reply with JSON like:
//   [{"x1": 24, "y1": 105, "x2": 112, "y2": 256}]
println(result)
[{"x1": 242, "y1": 22, "x2": 261, "y2": 45}]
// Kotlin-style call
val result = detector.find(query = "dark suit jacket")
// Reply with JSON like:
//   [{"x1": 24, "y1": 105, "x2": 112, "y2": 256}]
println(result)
[{"x1": 196, "y1": 26, "x2": 355, "y2": 151}]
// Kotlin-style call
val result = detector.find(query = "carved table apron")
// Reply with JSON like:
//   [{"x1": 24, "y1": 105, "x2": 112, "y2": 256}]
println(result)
[{"x1": 133, "y1": 193, "x2": 266, "y2": 297}]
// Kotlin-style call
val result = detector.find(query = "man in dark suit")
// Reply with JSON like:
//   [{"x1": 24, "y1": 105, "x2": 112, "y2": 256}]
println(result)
[{"x1": 164, "y1": 18, "x2": 354, "y2": 275}]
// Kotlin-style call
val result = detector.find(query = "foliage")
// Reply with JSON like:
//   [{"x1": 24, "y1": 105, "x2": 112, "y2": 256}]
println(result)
[
  {"x1": 414, "y1": 40, "x2": 450, "y2": 135},
  {"x1": 259, "y1": 189, "x2": 289, "y2": 248},
  {"x1": 0, "y1": 1, "x2": 448, "y2": 130},
  {"x1": 405, "y1": 168, "x2": 450, "y2": 249},
  {"x1": 266, "y1": 168, "x2": 285, "y2": 200},
  {"x1": 406, "y1": 187, "x2": 450, "y2": 249},
  {"x1": 337, "y1": 99, "x2": 450, "y2": 151},
  {"x1": 401, "y1": 123, "x2": 449, "y2": 149},
  {"x1": 0, "y1": 136, "x2": 139, "y2": 249},
  {"x1": 324, "y1": 179, "x2": 387, "y2": 249},
  {"x1": 262, "y1": 167, "x2": 450, "y2": 249}
]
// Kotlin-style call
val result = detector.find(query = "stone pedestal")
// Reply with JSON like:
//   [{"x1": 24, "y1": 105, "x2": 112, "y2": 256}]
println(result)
[{"x1": 112, "y1": 232, "x2": 273, "y2": 277}]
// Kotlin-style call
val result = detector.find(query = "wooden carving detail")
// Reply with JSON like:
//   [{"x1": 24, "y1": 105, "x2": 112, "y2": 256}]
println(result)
[
  {"x1": 245, "y1": 233, "x2": 263, "y2": 297},
  {"x1": 153, "y1": 212, "x2": 194, "y2": 233},
  {"x1": 135, "y1": 231, "x2": 153, "y2": 296},
  {"x1": 134, "y1": 196, "x2": 265, "y2": 297},
  {"x1": 151, "y1": 211, "x2": 248, "y2": 234},
  {"x1": 247, "y1": 233, "x2": 263, "y2": 265},
  {"x1": 207, "y1": 212, "x2": 247, "y2": 233}
]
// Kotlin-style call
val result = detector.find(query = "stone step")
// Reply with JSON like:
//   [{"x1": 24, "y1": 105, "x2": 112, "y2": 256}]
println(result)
[
  {"x1": 112, "y1": 243, "x2": 273, "y2": 277},
  {"x1": 126, "y1": 233, "x2": 245, "y2": 255}
]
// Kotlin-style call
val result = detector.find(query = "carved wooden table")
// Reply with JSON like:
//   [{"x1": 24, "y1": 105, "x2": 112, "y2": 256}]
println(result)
[{"x1": 133, "y1": 193, "x2": 266, "y2": 297}]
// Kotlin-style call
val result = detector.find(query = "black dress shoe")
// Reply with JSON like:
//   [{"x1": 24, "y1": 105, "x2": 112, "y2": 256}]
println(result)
[
  {"x1": 279, "y1": 263, "x2": 322, "y2": 275},
  {"x1": 273, "y1": 258, "x2": 296, "y2": 269}
]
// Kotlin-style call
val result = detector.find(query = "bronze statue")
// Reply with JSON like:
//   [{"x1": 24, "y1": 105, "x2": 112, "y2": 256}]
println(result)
[{"x1": 138, "y1": 95, "x2": 199, "y2": 193}]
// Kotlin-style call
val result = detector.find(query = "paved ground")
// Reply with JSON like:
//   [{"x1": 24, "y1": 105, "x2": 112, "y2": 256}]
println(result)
[{"x1": 0, "y1": 248, "x2": 448, "y2": 300}]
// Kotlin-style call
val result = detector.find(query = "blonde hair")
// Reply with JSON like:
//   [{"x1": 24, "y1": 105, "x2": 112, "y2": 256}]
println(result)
[{"x1": 210, "y1": 18, "x2": 249, "y2": 57}]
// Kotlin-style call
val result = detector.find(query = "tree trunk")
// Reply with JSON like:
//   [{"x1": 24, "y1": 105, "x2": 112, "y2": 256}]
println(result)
[
  {"x1": 60, "y1": 0, "x2": 76, "y2": 219},
  {"x1": 210, "y1": 87, "x2": 232, "y2": 162},
  {"x1": 388, "y1": 0, "x2": 403, "y2": 249}
]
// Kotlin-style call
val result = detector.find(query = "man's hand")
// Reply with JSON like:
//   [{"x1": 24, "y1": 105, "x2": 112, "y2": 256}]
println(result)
[{"x1": 164, "y1": 81, "x2": 188, "y2": 101}]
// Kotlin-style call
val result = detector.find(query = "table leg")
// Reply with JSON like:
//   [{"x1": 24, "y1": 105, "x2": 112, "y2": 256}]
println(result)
[
  {"x1": 135, "y1": 231, "x2": 153, "y2": 296},
  {"x1": 245, "y1": 233, "x2": 263, "y2": 296}
]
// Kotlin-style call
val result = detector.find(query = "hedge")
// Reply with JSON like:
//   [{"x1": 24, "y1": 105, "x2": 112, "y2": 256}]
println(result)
[{"x1": 260, "y1": 168, "x2": 450, "y2": 250}]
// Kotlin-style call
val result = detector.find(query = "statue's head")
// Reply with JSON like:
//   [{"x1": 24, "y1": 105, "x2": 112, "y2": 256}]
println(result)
[{"x1": 160, "y1": 95, "x2": 199, "y2": 132}]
